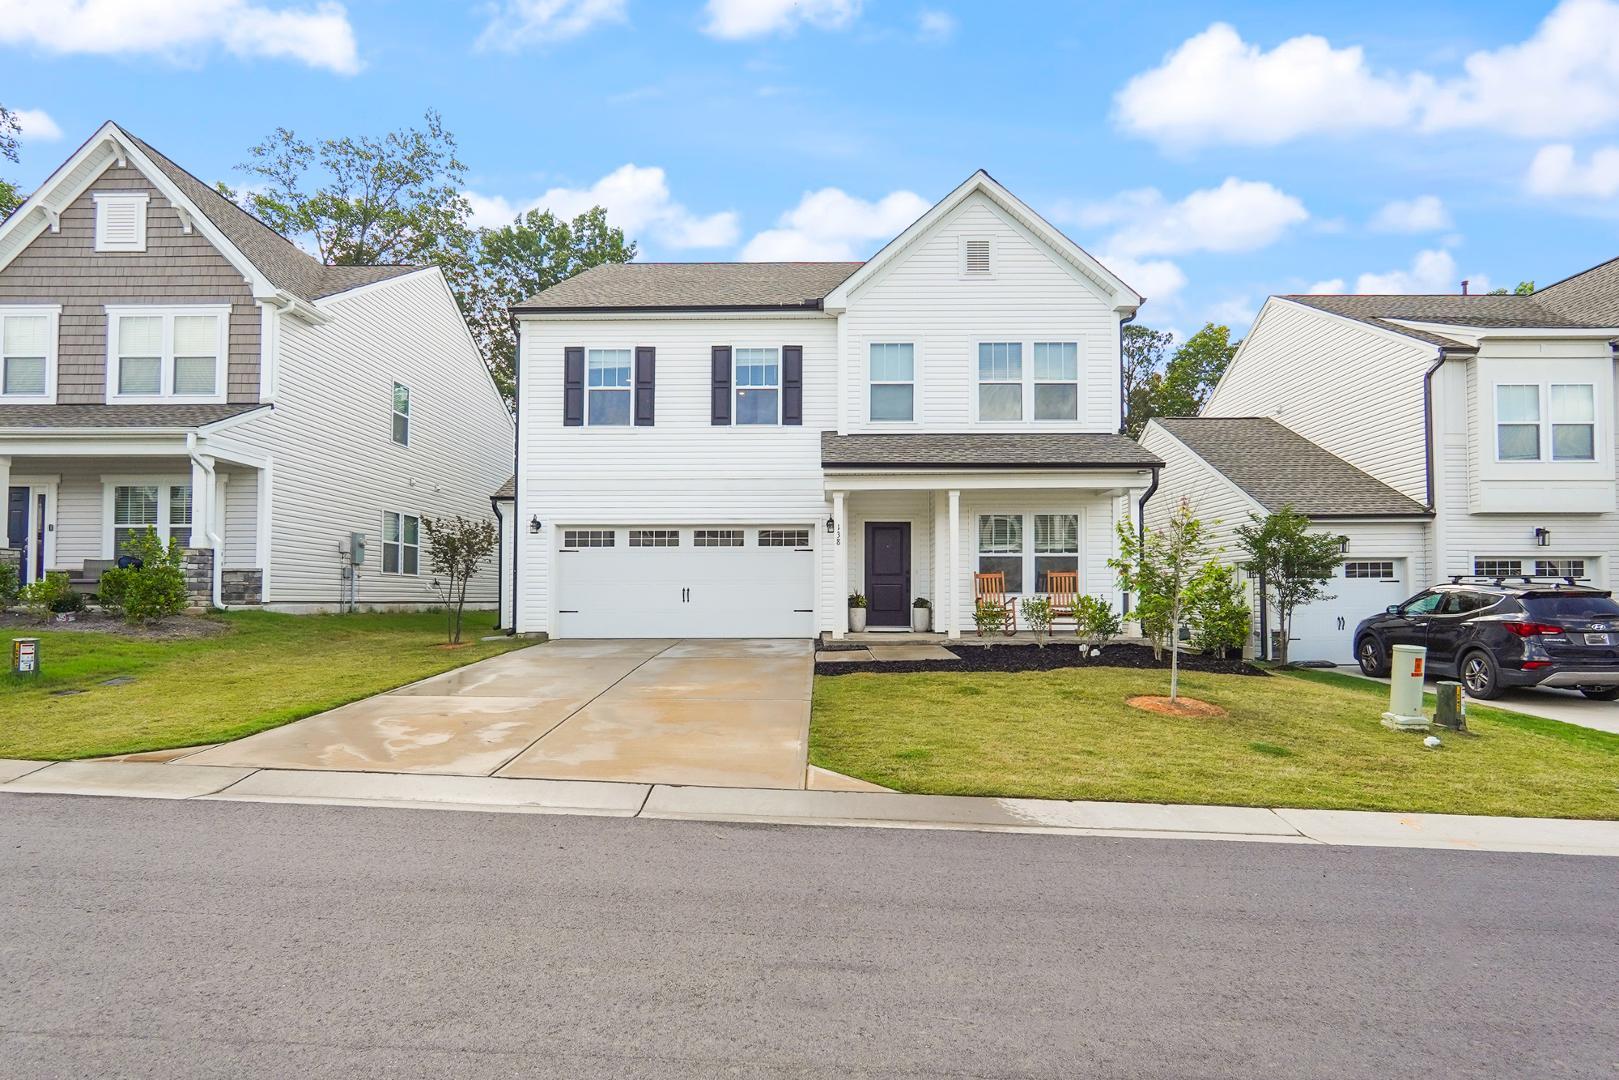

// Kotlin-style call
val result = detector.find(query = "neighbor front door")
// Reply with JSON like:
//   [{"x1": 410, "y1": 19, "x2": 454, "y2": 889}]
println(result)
[
  {"x1": 6, "y1": 486, "x2": 28, "y2": 585},
  {"x1": 864, "y1": 521, "x2": 911, "y2": 628}
]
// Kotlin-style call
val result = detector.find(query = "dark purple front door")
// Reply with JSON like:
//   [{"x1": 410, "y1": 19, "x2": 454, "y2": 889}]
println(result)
[
  {"x1": 864, "y1": 521, "x2": 911, "y2": 628},
  {"x1": 6, "y1": 486, "x2": 27, "y2": 585}
]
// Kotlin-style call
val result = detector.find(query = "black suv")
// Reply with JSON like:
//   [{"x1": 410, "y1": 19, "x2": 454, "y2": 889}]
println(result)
[{"x1": 1353, "y1": 577, "x2": 1619, "y2": 700}]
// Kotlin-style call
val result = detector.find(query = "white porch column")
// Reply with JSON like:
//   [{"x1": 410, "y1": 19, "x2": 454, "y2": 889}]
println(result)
[
  {"x1": 831, "y1": 489, "x2": 849, "y2": 639},
  {"x1": 0, "y1": 456, "x2": 11, "y2": 507},
  {"x1": 947, "y1": 488, "x2": 961, "y2": 639},
  {"x1": 189, "y1": 456, "x2": 213, "y2": 553}
]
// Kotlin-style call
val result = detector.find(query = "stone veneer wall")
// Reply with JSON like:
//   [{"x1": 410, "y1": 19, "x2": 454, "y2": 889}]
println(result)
[
  {"x1": 221, "y1": 569, "x2": 263, "y2": 606},
  {"x1": 0, "y1": 547, "x2": 20, "y2": 574},
  {"x1": 180, "y1": 548, "x2": 212, "y2": 606}
]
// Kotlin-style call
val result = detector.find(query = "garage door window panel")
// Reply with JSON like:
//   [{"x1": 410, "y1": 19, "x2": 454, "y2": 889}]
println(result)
[
  {"x1": 630, "y1": 529, "x2": 680, "y2": 548},
  {"x1": 563, "y1": 529, "x2": 614, "y2": 549},
  {"x1": 695, "y1": 529, "x2": 744, "y2": 547}
]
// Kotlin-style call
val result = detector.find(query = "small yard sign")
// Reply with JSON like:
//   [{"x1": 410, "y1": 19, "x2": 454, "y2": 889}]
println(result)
[{"x1": 12, "y1": 637, "x2": 40, "y2": 677}]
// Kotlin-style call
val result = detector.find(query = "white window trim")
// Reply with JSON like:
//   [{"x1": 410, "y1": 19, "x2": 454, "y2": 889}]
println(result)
[
  {"x1": 959, "y1": 234, "x2": 995, "y2": 279},
  {"x1": 974, "y1": 509, "x2": 1085, "y2": 596},
  {"x1": 866, "y1": 341, "x2": 920, "y2": 425},
  {"x1": 970, "y1": 338, "x2": 1085, "y2": 426},
  {"x1": 1492, "y1": 380, "x2": 1598, "y2": 463},
  {"x1": 381, "y1": 510, "x2": 422, "y2": 575},
  {"x1": 0, "y1": 304, "x2": 60, "y2": 404},
  {"x1": 104, "y1": 304, "x2": 231, "y2": 405},
  {"x1": 93, "y1": 191, "x2": 150, "y2": 252},
  {"x1": 584, "y1": 347, "x2": 634, "y2": 428},
  {"x1": 392, "y1": 381, "x2": 411, "y2": 446},
  {"x1": 100, "y1": 476, "x2": 194, "y2": 558},
  {"x1": 732, "y1": 344, "x2": 783, "y2": 427}
]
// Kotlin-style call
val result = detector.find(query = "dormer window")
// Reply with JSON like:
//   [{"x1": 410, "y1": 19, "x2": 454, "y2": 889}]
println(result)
[
  {"x1": 93, "y1": 192, "x2": 149, "y2": 252},
  {"x1": 961, "y1": 236, "x2": 993, "y2": 278}
]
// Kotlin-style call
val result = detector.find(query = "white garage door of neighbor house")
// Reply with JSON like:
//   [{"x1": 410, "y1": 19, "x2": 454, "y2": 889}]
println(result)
[
  {"x1": 555, "y1": 526, "x2": 816, "y2": 638},
  {"x1": 1288, "y1": 560, "x2": 1411, "y2": 664}
]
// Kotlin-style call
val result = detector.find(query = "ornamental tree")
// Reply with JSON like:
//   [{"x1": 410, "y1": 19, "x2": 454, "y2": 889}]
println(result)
[
  {"x1": 1111, "y1": 498, "x2": 1214, "y2": 701},
  {"x1": 1235, "y1": 507, "x2": 1345, "y2": 665}
]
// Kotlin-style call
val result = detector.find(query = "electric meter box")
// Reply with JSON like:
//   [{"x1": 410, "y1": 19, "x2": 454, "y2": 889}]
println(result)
[
  {"x1": 349, "y1": 532, "x2": 366, "y2": 565},
  {"x1": 12, "y1": 637, "x2": 39, "y2": 677}
]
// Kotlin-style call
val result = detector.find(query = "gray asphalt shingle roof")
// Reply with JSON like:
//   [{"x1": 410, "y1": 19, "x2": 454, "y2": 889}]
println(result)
[
  {"x1": 0, "y1": 403, "x2": 269, "y2": 430},
  {"x1": 821, "y1": 431, "x2": 1161, "y2": 469},
  {"x1": 1282, "y1": 293, "x2": 1613, "y2": 348},
  {"x1": 125, "y1": 131, "x2": 421, "y2": 302},
  {"x1": 1535, "y1": 255, "x2": 1619, "y2": 324},
  {"x1": 492, "y1": 476, "x2": 515, "y2": 499},
  {"x1": 514, "y1": 262, "x2": 864, "y2": 311},
  {"x1": 1154, "y1": 417, "x2": 1428, "y2": 517}
]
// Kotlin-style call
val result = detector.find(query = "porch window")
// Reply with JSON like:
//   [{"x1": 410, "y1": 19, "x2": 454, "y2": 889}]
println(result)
[
  {"x1": 868, "y1": 343, "x2": 914, "y2": 422},
  {"x1": 1033, "y1": 342, "x2": 1079, "y2": 420},
  {"x1": 383, "y1": 511, "x2": 420, "y2": 574},
  {"x1": 735, "y1": 347, "x2": 780, "y2": 425},
  {"x1": 1033, "y1": 513, "x2": 1079, "y2": 591},
  {"x1": 1, "y1": 310, "x2": 53, "y2": 398},
  {"x1": 587, "y1": 349, "x2": 632, "y2": 425},
  {"x1": 168, "y1": 484, "x2": 194, "y2": 548},
  {"x1": 107, "y1": 306, "x2": 227, "y2": 402},
  {"x1": 1551, "y1": 383, "x2": 1596, "y2": 461},
  {"x1": 111, "y1": 482, "x2": 193, "y2": 555},
  {"x1": 977, "y1": 514, "x2": 1023, "y2": 592},
  {"x1": 977, "y1": 343, "x2": 1022, "y2": 421}
]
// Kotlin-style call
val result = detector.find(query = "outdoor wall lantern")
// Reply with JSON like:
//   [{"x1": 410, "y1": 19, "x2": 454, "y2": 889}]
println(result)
[
  {"x1": 529, "y1": 516, "x2": 542, "y2": 534},
  {"x1": 1340, "y1": 537, "x2": 1350, "y2": 554},
  {"x1": 826, "y1": 516, "x2": 836, "y2": 534},
  {"x1": 1535, "y1": 527, "x2": 1551, "y2": 547}
]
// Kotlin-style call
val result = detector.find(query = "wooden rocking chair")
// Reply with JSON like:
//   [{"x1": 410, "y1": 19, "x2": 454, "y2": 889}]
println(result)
[
  {"x1": 972, "y1": 571, "x2": 1018, "y2": 635},
  {"x1": 1045, "y1": 570, "x2": 1079, "y2": 630}
]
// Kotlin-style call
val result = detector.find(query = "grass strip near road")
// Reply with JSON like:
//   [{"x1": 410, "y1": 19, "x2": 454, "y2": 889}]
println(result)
[
  {"x1": 810, "y1": 665, "x2": 1619, "y2": 819},
  {"x1": 0, "y1": 611, "x2": 535, "y2": 760}
]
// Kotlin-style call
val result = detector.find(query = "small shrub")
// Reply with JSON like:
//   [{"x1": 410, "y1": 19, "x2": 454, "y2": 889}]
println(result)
[
  {"x1": 1022, "y1": 595, "x2": 1053, "y2": 641},
  {"x1": 1187, "y1": 562, "x2": 1251, "y2": 658},
  {"x1": 847, "y1": 592, "x2": 867, "y2": 609},
  {"x1": 973, "y1": 598, "x2": 1006, "y2": 636},
  {"x1": 1135, "y1": 592, "x2": 1172, "y2": 659},
  {"x1": 912, "y1": 596, "x2": 930, "y2": 609},
  {"x1": 96, "y1": 565, "x2": 132, "y2": 615},
  {"x1": 118, "y1": 527, "x2": 189, "y2": 623},
  {"x1": 19, "y1": 571, "x2": 82, "y2": 615},
  {"x1": 0, "y1": 561, "x2": 19, "y2": 609},
  {"x1": 1073, "y1": 595, "x2": 1122, "y2": 647}
]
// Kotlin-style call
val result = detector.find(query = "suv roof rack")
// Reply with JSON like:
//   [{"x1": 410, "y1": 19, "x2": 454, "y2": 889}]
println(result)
[{"x1": 1447, "y1": 574, "x2": 1590, "y2": 588}]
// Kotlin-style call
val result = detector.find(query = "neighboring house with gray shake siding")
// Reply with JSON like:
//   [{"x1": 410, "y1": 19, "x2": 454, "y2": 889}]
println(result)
[{"x1": 0, "y1": 122, "x2": 512, "y2": 610}]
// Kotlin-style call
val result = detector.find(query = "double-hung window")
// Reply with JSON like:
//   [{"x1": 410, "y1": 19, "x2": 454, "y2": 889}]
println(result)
[
  {"x1": 106, "y1": 306, "x2": 228, "y2": 403},
  {"x1": 382, "y1": 511, "x2": 420, "y2": 574},
  {"x1": 392, "y1": 383, "x2": 411, "y2": 445},
  {"x1": 1551, "y1": 383, "x2": 1596, "y2": 461},
  {"x1": 1496, "y1": 382, "x2": 1598, "y2": 461},
  {"x1": 109, "y1": 482, "x2": 192, "y2": 556},
  {"x1": 735, "y1": 347, "x2": 780, "y2": 425},
  {"x1": 1033, "y1": 342, "x2": 1079, "y2": 420},
  {"x1": 869, "y1": 343, "x2": 915, "y2": 422},
  {"x1": 1033, "y1": 513, "x2": 1079, "y2": 591},
  {"x1": 977, "y1": 342, "x2": 1023, "y2": 421},
  {"x1": 0, "y1": 306, "x2": 57, "y2": 401},
  {"x1": 977, "y1": 514, "x2": 1024, "y2": 592},
  {"x1": 587, "y1": 349, "x2": 632, "y2": 425},
  {"x1": 1496, "y1": 384, "x2": 1540, "y2": 461}
]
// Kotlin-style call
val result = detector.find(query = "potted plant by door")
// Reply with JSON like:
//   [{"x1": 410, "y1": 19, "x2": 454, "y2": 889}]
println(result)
[
  {"x1": 911, "y1": 596, "x2": 931, "y2": 633},
  {"x1": 848, "y1": 592, "x2": 868, "y2": 632}
]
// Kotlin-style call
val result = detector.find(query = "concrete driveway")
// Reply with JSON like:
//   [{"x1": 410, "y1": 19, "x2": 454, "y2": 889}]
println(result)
[
  {"x1": 1333, "y1": 665, "x2": 1619, "y2": 735},
  {"x1": 183, "y1": 639, "x2": 819, "y2": 789}
]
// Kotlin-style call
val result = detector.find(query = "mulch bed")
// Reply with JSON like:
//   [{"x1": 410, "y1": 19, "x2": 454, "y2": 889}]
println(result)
[
  {"x1": 0, "y1": 610, "x2": 230, "y2": 640},
  {"x1": 1127, "y1": 694, "x2": 1230, "y2": 718},
  {"x1": 815, "y1": 642, "x2": 1266, "y2": 678}
]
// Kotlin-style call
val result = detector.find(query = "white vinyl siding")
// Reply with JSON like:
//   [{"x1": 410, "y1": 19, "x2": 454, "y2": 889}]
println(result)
[
  {"x1": 0, "y1": 306, "x2": 58, "y2": 402},
  {"x1": 92, "y1": 191, "x2": 149, "y2": 252},
  {"x1": 105, "y1": 305, "x2": 229, "y2": 404}
]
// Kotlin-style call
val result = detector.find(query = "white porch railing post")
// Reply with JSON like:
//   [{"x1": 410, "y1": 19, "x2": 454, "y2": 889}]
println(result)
[
  {"x1": 947, "y1": 488, "x2": 961, "y2": 639},
  {"x1": 832, "y1": 489, "x2": 849, "y2": 639}
]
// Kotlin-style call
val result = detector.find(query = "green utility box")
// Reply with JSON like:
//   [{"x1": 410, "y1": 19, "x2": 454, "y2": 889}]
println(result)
[{"x1": 1434, "y1": 680, "x2": 1467, "y2": 731}]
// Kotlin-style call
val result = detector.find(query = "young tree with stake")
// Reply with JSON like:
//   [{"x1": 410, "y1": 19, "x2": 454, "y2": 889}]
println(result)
[
  {"x1": 1236, "y1": 507, "x2": 1345, "y2": 665},
  {"x1": 1111, "y1": 498, "x2": 1213, "y2": 702},
  {"x1": 421, "y1": 515, "x2": 499, "y2": 645}
]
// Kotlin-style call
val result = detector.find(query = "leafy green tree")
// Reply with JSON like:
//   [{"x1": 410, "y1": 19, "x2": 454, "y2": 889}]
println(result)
[
  {"x1": 1111, "y1": 498, "x2": 1214, "y2": 701},
  {"x1": 1121, "y1": 324, "x2": 1173, "y2": 436},
  {"x1": 1235, "y1": 507, "x2": 1345, "y2": 665},
  {"x1": 1488, "y1": 281, "x2": 1535, "y2": 295},
  {"x1": 467, "y1": 207, "x2": 636, "y2": 400},
  {"x1": 0, "y1": 104, "x2": 23, "y2": 219},
  {"x1": 421, "y1": 514, "x2": 499, "y2": 644},
  {"x1": 1152, "y1": 323, "x2": 1240, "y2": 419},
  {"x1": 1186, "y1": 561, "x2": 1251, "y2": 658}
]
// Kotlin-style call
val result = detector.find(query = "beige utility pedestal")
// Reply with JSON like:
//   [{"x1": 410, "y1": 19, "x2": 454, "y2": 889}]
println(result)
[{"x1": 1381, "y1": 644, "x2": 1430, "y2": 731}]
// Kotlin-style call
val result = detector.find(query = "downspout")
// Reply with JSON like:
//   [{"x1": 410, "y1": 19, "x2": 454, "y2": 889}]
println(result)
[
  {"x1": 1421, "y1": 350, "x2": 1449, "y2": 587},
  {"x1": 489, "y1": 495, "x2": 506, "y2": 632},
  {"x1": 186, "y1": 433, "x2": 224, "y2": 610},
  {"x1": 1125, "y1": 465, "x2": 1160, "y2": 615}
]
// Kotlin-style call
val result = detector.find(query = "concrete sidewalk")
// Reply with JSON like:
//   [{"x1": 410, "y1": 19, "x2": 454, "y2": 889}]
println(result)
[{"x1": 3, "y1": 757, "x2": 1616, "y2": 857}]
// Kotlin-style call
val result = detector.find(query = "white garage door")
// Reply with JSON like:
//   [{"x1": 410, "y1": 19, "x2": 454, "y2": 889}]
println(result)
[
  {"x1": 1288, "y1": 560, "x2": 1410, "y2": 664},
  {"x1": 555, "y1": 526, "x2": 815, "y2": 638}
]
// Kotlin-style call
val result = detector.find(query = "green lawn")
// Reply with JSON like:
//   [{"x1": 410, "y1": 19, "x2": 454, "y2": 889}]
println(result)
[
  {"x1": 810, "y1": 665, "x2": 1619, "y2": 819},
  {"x1": 0, "y1": 611, "x2": 536, "y2": 760}
]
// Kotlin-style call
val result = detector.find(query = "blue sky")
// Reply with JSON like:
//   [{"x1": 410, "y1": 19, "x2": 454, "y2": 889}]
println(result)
[{"x1": 6, "y1": 0, "x2": 1619, "y2": 338}]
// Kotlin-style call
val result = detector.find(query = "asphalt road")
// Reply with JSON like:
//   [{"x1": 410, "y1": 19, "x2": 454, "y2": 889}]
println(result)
[{"x1": 2, "y1": 796, "x2": 1614, "y2": 1079}]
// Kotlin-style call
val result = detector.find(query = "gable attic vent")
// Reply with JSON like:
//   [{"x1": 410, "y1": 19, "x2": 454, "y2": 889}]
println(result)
[
  {"x1": 963, "y1": 237, "x2": 992, "y2": 277},
  {"x1": 93, "y1": 192, "x2": 149, "y2": 253}
]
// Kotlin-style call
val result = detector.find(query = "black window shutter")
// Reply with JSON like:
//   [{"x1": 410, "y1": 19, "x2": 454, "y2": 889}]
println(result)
[
  {"x1": 563, "y1": 347, "x2": 585, "y2": 426},
  {"x1": 634, "y1": 346, "x2": 656, "y2": 426},
  {"x1": 711, "y1": 346, "x2": 732, "y2": 425},
  {"x1": 781, "y1": 345, "x2": 803, "y2": 426}
]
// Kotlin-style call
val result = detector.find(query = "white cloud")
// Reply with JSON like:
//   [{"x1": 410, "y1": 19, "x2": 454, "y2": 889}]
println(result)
[
  {"x1": 1114, "y1": 0, "x2": 1619, "y2": 148},
  {"x1": 1351, "y1": 249, "x2": 1467, "y2": 294},
  {"x1": 916, "y1": 9, "x2": 956, "y2": 42},
  {"x1": 1525, "y1": 143, "x2": 1619, "y2": 198},
  {"x1": 740, "y1": 187, "x2": 930, "y2": 260},
  {"x1": 1103, "y1": 256, "x2": 1188, "y2": 301},
  {"x1": 475, "y1": 0, "x2": 625, "y2": 50},
  {"x1": 1305, "y1": 278, "x2": 1347, "y2": 294},
  {"x1": 1205, "y1": 296, "x2": 1258, "y2": 327},
  {"x1": 702, "y1": 0, "x2": 859, "y2": 39},
  {"x1": 1369, "y1": 195, "x2": 1451, "y2": 233},
  {"x1": 1068, "y1": 178, "x2": 1309, "y2": 257},
  {"x1": 11, "y1": 108, "x2": 62, "y2": 141},
  {"x1": 0, "y1": 0, "x2": 361, "y2": 74},
  {"x1": 467, "y1": 164, "x2": 740, "y2": 250}
]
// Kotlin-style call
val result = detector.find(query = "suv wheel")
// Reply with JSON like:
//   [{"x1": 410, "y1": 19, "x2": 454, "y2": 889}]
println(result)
[
  {"x1": 1579, "y1": 687, "x2": 1619, "y2": 701},
  {"x1": 1459, "y1": 650, "x2": 1503, "y2": 700},
  {"x1": 1356, "y1": 636, "x2": 1390, "y2": 677}
]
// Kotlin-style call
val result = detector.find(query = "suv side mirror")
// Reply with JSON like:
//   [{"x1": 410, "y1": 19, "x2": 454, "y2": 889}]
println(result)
[{"x1": 1385, "y1": 604, "x2": 1401, "y2": 615}]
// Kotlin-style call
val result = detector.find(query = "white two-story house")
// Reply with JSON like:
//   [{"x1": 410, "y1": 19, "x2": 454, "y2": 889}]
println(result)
[
  {"x1": 0, "y1": 122, "x2": 513, "y2": 610},
  {"x1": 1140, "y1": 266, "x2": 1619, "y2": 663},
  {"x1": 502, "y1": 171, "x2": 1160, "y2": 639}
]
